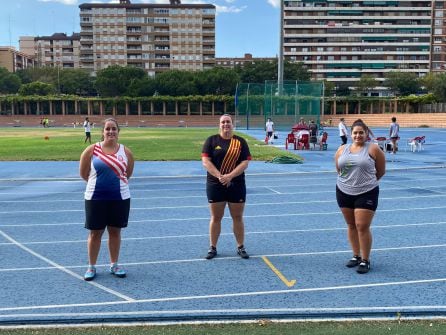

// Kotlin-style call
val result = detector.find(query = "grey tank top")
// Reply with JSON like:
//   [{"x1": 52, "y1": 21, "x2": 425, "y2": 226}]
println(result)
[{"x1": 336, "y1": 143, "x2": 378, "y2": 195}]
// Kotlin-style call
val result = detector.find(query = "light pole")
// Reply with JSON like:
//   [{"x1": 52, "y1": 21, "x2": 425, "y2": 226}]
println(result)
[
  {"x1": 57, "y1": 64, "x2": 61, "y2": 94},
  {"x1": 277, "y1": 0, "x2": 284, "y2": 96}
]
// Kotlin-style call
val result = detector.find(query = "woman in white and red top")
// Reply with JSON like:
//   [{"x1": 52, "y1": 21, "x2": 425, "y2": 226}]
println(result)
[{"x1": 79, "y1": 118, "x2": 134, "y2": 281}]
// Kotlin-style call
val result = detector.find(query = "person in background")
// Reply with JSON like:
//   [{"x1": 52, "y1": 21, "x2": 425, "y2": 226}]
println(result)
[
  {"x1": 43, "y1": 117, "x2": 49, "y2": 128},
  {"x1": 83, "y1": 117, "x2": 92, "y2": 144},
  {"x1": 335, "y1": 119, "x2": 385, "y2": 274},
  {"x1": 338, "y1": 118, "x2": 348, "y2": 145},
  {"x1": 265, "y1": 117, "x2": 275, "y2": 144},
  {"x1": 296, "y1": 127, "x2": 310, "y2": 149},
  {"x1": 388, "y1": 116, "x2": 400, "y2": 154},
  {"x1": 202, "y1": 114, "x2": 251, "y2": 260},
  {"x1": 298, "y1": 117, "x2": 307, "y2": 128},
  {"x1": 308, "y1": 120, "x2": 318, "y2": 150},
  {"x1": 79, "y1": 118, "x2": 134, "y2": 281}
]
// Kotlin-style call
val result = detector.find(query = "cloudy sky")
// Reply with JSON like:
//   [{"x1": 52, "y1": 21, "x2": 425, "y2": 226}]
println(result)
[{"x1": 0, "y1": 0, "x2": 281, "y2": 57}]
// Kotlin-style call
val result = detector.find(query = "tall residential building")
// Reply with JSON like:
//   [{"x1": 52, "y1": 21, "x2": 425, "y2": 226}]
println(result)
[
  {"x1": 431, "y1": 0, "x2": 446, "y2": 72},
  {"x1": 283, "y1": 0, "x2": 432, "y2": 93},
  {"x1": 79, "y1": 0, "x2": 215, "y2": 76},
  {"x1": 215, "y1": 53, "x2": 276, "y2": 69},
  {"x1": 19, "y1": 36, "x2": 36, "y2": 57},
  {"x1": 0, "y1": 47, "x2": 35, "y2": 72},
  {"x1": 20, "y1": 33, "x2": 80, "y2": 68}
]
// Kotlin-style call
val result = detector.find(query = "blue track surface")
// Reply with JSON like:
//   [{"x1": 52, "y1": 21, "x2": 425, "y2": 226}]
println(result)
[{"x1": 0, "y1": 127, "x2": 445, "y2": 325}]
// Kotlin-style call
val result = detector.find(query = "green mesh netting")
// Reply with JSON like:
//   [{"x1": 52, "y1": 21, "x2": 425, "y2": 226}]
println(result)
[{"x1": 235, "y1": 81, "x2": 324, "y2": 130}]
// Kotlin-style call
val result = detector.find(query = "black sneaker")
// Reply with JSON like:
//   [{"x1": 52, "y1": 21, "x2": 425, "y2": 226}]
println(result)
[
  {"x1": 205, "y1": 246, "x2": 217, "y2": 260},
  {"x1": 346, "y1": 255, "x2": 361, "y2": 268},
  {"x1": 237, "y1": 245, "x2": 249, "y2": 259},
  {"x1": 357, "y1": 260, "x2": 371, "y2": 274}
]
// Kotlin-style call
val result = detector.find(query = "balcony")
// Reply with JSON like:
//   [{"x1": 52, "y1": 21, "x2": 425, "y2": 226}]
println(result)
[{"x1": 126, "y1": 28, "x2": 142, "y2": 35}]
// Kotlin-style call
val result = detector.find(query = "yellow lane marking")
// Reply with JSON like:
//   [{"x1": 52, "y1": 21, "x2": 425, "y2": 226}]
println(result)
[{"x1": 261, "y1": 256, "x2": 296, "y2": 288}]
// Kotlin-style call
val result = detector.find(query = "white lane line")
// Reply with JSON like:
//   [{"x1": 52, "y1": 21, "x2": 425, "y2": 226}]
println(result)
[
  {"x1": 264, "y1": 186, "x2": 282, "y2": 194},
  {"x1": 1, "y1": 243, "x2": 445, "y2": 272},
  {"x1": 3, "y1": 196, "x2": 446, "y2": 214},
  {"x1": 3, "y1": 204, "x2": 446, "y2": 227},
  {"x1": 1, "y1": 182, "x2": 446, "y2": 201},
  {"x1": 2, "y1": 221, "x2": 446, "y2": 246},
  {"x1": 0, "y1": 276, "x2": 445, "y2": 313},
  {"x1": 0, "y1": 230, "x2": 135, "y2": 302},
  {"x1": 1, "y1": 182, "x2": 446, "y2": 198}
]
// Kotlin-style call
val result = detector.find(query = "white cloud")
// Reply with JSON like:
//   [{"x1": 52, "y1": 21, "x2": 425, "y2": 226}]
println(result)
[
  {"x1": 267, "y1": 0, "x2": 280, "y2": 8},
  {"x1": 38, "y1": 0, "x2": 78, "y2": 4},
  {"x1": 214, "y1": 4, "x2": 246, "y2": 14},
  {"x1": 36, "y1": 0, "x2": 248, "y2": 14},
  {"x1": 138, "y1": 0, "x2": 247, "y2": 14}
]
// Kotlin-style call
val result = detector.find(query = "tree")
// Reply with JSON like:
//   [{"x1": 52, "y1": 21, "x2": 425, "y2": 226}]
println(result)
[
  {"x1": 323, "y1": 80, "x2": 336, "y2": 97},
  {"x1": 126, "y1": 77, "x2": 157, "y2": 97},
  {"x1": 154, "y1": 70, "x2": 197, "y2": 96},
  {"x1": 59, "y1": 69, "x2": 94, "y2": 95},
  {"x1": 18, "y1": 81, "x2": 56, "y2": 96},
  {"x1": 235, "y1": 59, "x2": 310, "y2": 83},
  {"x1": 95, "y1": 65, "x2": 146, "y2": 97},
  {"x1": 284, "y1": 60, "x2": 311, "y2": 81},
  {"x1": 385, "y1": 71, "x2": 420, "y2": 96},
  {"x1": 356, "y1": 75, "x2": 378, "y2": 96},
  {"x1": 421, "y1": 72, "x2": 446, "y2": 102},
  {"x1": 336, "y1": 83, "x2": 351, "y2": 96},
  {"x1": 236, "y1": 60, "x2": 277, "y2": 83},
  {"x1": 16, "y1": 67, "x2": 58, "y2": 85},
  {"x1": 0, "y1": 67, "x2": 21, "y2": 94},
  {"x1": 195, "y1": 67, "x2": 239, "y2": 95}
]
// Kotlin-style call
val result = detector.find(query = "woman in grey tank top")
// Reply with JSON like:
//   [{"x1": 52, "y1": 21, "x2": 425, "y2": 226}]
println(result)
[{"x1": 335, "y1": 119, "x2": 386, "y2": 274}]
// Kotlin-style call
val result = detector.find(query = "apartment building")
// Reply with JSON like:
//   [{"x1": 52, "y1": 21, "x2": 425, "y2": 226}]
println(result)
[
  {"x1": 79, "y1": 0, "x2": 215, "y2": 76},
  {"x1": 0, "y1": 47, "x2": 35, "y2": 72},
  {"x1": 20, "y1": 33, "x2": 80, "y2": 68},
  {"x1": 431, "y1": 0, "x2": 446, "y2": 72},
  {"x1": 215, "y1": 53, "x2": 276, "y2": 69},
  {"x1": 283, "y1": 0, "x2": 433, "y2": 92}
]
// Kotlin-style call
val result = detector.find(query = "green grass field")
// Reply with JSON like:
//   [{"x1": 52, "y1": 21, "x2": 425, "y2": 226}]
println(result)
[
  {"x1": 0, "y1": 127, "x2": 298, "y2": 161},
  {"x1": 0, "y1": 320, "x2": 446, "y2": 335}
]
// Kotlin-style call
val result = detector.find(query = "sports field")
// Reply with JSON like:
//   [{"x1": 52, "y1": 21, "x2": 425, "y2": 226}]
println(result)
[{"x1": 0, "y1": 126, "x2": 445, "y2": 333}]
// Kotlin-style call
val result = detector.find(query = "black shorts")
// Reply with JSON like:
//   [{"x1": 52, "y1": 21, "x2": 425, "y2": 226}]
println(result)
[
  {"x1": 85, "y1": 199, "x2": 130, "y2": 230},
  {"x1": 85, "y1": 132, "x2": 91, "y2": 137},
  {"x1": 336, "y1": 186, "x2": 379, "y2": 211},
  {"x1": 206, "y1": 181, "x2": 246, "y2": 203},
  {"x1": 267, "y1": 131, "x2": 273, "y2": 138}
]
